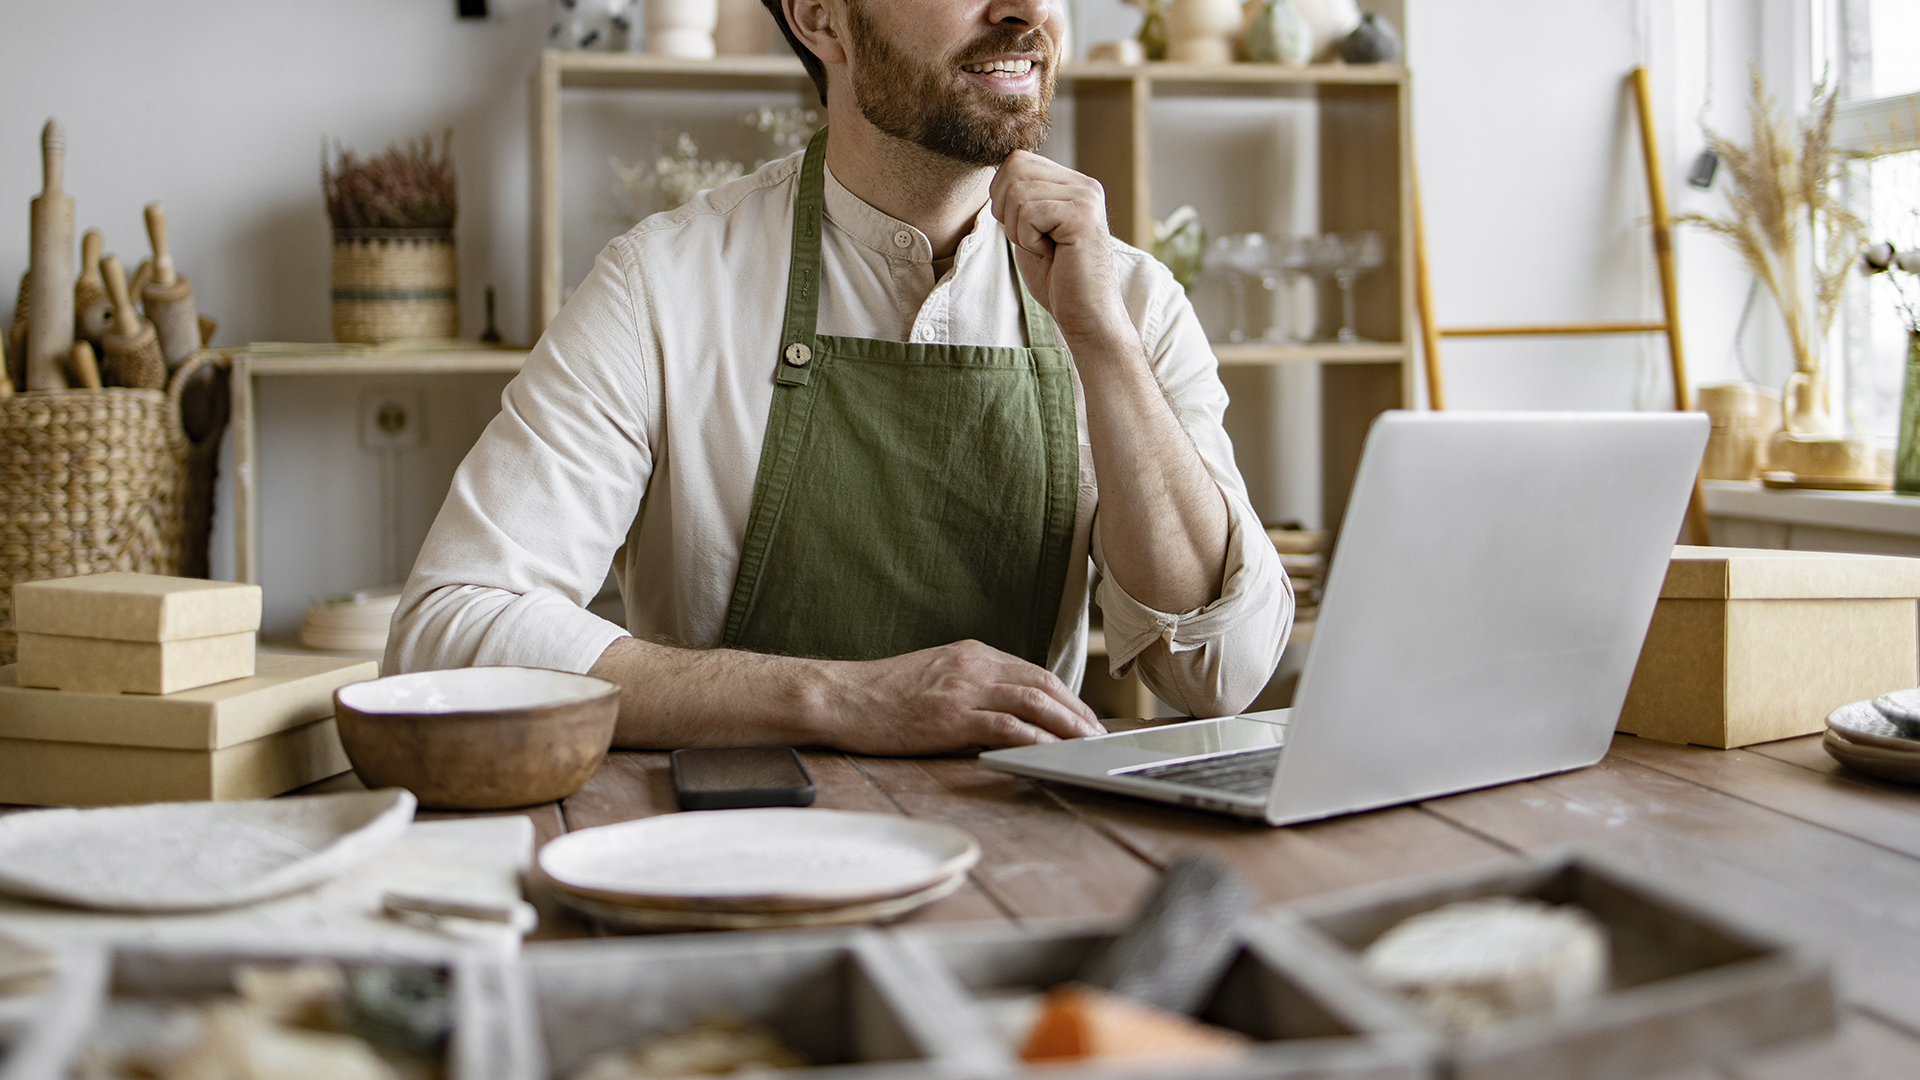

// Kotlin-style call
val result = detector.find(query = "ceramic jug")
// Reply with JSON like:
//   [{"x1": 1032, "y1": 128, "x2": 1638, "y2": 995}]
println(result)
[
  {"x1": 1167, "y1": 0, "x2": 1242, "y2": 63},
  {"x1": 1241, "y1": 0, "x2": 1312, "y2": 64}
]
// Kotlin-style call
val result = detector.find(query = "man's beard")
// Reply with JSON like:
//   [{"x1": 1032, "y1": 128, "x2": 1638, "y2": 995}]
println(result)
[{"x1": 846, "y1": 1, "x2": 1055, "y2": 167}]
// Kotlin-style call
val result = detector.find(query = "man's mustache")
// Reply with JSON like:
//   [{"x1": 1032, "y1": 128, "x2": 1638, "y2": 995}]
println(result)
[{"x1": 951, "y1": 28, "x2": 1054, "y2": 68}]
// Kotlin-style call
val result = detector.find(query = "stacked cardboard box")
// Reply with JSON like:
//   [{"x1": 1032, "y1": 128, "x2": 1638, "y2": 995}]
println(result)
[
  {"x1": 14, "y1": 573, "x2": 262, "y2": 694},
  {"x1": 3, "y1": 572, "x2": 375, "y2": 805}
]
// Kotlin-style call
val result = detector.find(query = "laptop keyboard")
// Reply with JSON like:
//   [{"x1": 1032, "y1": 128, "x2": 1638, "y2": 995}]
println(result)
[{"x1": 1126, "y1": 746, "x2": 1283, "y2": 797}]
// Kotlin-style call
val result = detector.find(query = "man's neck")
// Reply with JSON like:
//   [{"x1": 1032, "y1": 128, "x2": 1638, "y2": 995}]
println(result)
[{"x1": 822, "y1": 98, "x2": 993, "y2": 261}]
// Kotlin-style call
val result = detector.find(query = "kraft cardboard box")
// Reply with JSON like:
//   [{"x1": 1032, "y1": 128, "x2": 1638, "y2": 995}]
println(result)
[
  {"x1": 1618, "y1": 546, "x2": 1920, "y2": 748},
  {"x1": 11, "y1": 573, "x2": 264, "y2": 695},
  {"x1": 0, "y1": 653, "x2": 375, "y2": 805}
]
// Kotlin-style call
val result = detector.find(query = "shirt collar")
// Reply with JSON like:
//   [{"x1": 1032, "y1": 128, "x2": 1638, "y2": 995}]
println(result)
[{"x1": 822, "y1": 162, "x2": 999, "y2": 266}]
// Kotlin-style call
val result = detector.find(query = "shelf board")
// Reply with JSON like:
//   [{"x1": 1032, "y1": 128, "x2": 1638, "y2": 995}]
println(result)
[
  {"x1": 1212, "y1": 341, "x2": 1407, "y2": 365},
  {"x1": 550, "y1": 50, "x2": 1405, "y2": 92},
  {"x1": 237, "y1": 347, "x2": 529, "y2": 377}
]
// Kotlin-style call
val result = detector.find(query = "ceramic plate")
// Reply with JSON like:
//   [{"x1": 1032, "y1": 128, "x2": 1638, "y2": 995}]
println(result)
[
  {"x1": 1824, "y1": 730, "x2": 1920, "y2": 785},
  {"x1": 555, "y1": 870, "x2": 968, "y2": 931},
  {"x1": 538, "y1": 808, "x2": 980, "y2": 910},
  {"x1": 1872, "y1": 688, "x2": 1920, "y2": 728},
  {"x1": 1759, "y1": 473, "x2": 1893, "y2": 492},
  {"x1": 0, "y1": 789, "x2": 415, "y2": 912},
  {"x1": 1828, "y1": 699, "x2": 1920, "y2": 751}
]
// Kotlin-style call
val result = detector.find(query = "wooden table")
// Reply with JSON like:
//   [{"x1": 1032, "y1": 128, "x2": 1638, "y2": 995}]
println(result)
[{"x1": 299, "y1": 730, "x2": 1920, "y2": 1075}]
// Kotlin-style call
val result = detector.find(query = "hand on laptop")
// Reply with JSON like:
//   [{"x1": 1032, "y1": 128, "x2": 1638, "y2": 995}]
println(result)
[{"x1": 811, "y1": 640, "x2": 1107, "y2": 755}]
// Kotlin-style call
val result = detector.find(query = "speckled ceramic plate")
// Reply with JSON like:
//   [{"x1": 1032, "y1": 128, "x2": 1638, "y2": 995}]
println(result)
[
  {"x1": 1872, "y1": 688, "x2": 1920, "y2": 728},
  {"x1": 1824, "y1": 730, "x2": 1920, "y2": 785},
  {"x1": 538, "y1": 808, "x2": 980, "y2": 912},
  {"x1": 554, "y1": 870, "x2": 968, "y2": 931},
  {"x1": 1828, "y1": 699, "x2": 1920, "y2": 751}
]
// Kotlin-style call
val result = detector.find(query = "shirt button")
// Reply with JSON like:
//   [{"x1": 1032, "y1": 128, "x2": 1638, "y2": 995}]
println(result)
[{"x1": 893, "y1": 230, "x2": 912, "y2": 249}]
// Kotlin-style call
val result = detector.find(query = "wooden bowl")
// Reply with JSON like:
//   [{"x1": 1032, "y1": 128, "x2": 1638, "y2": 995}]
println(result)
[{"x1": 334, "y1": 667, "x2": 619, "y2": 810}]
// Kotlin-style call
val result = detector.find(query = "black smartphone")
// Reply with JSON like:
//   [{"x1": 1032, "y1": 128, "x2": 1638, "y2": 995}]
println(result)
[{"x1": 669, "y1": 746, "x2": 816, "y2": 810}]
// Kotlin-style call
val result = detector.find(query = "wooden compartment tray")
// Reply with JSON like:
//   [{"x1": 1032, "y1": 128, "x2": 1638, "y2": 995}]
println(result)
[
  {"x1": 1263, "y1": 849, "x2": 1835, "y2": 1080},
  {"x1": 0, "y1": 938, "x2": 536, "y2": 1080},
  {"x1": 523, "y1": 929, "x2": 990, "y2": 1080},
  {"x1": 891, "y1": 918, "x2": 1435, "y2": 1079}
]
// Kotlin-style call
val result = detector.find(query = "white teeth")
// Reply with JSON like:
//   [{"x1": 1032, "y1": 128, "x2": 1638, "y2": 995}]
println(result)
[{"x1": 963, "y1": 59, "x2": 1035, "y2": 75}]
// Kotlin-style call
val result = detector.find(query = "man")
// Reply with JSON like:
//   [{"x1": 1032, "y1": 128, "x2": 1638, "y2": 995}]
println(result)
[{"x1": 388, "y1": 0, "x2": 1292, "y2": 753}]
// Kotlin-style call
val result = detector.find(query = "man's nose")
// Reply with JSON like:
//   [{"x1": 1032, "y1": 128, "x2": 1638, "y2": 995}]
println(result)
[{"x1": 984, "y1": 0, "x2": 1051, "y2": 30}]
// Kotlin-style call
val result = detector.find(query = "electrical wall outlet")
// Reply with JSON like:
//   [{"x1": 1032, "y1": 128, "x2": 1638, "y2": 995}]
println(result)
[{"x1": 359, "y1": 389, "x2": 427, "y2": 451}]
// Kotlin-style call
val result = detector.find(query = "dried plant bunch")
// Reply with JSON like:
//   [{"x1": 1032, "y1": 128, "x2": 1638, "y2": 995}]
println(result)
[
  {"x1": 324, "y1": 132, "x2": 457, "y2": 232},
  {"x1": 1680, "y1": 68, "x2": 1865, "y2": 374}
]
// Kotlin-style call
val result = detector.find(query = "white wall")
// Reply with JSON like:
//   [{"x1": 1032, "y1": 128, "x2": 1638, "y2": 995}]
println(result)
[{"x1": 0, "y1": 0, "x2": 1781, "y2": 631}]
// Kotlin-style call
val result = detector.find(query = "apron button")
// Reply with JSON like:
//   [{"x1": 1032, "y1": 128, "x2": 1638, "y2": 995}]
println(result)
[{"x1": 784, "y1": 342, "x2": 812, "y2": 366}]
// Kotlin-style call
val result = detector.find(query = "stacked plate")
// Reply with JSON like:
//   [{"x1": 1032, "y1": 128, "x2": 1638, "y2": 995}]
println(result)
[
  {"x1": 299, "y1": 586, "x2": 402, "y2": 652},
  {"x1": 1824, "y1": 690, "x2": 1920, "y2": 783},
  {"x1": 537, "y1": 808, "x2": 981, "y2": 931}
]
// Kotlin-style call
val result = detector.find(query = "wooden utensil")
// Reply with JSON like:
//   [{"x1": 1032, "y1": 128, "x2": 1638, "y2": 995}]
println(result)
[
  {"x1": 98, "y1": 254, "x2": 164, "y2": 390},
  {"x1": 26, "y1": 119, "x2": 74, "y2": 391},
  {"x1": 5, "y1": 273, "x2": 24, "y2": 391},
  {"x1": 67, "y1": 341, "x2": 101, "y2": 389},
  {"x1": 140, "y1": 203, "x2": 201, "y2": 369},
  {"x1": 0, "y1": 331, "x2": 12, "y2": 401},
  {"x1": 73, "y1": 228, "x2": 112, "y2": 346}
]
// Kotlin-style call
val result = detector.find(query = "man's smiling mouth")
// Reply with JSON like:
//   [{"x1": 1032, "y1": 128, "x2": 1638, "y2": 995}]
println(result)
[{"x1": 962, "y1": 59, "x2": 1036, "y2": 75}]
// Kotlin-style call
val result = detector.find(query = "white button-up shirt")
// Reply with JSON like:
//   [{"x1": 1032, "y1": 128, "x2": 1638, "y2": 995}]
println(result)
[{"x1": 389, "y1": 153, "x2": 1292, "y2": 717}]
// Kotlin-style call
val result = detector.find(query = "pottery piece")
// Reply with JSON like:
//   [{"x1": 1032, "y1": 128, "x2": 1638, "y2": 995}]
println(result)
[
  {"x1": 0, "y1": 789, "x2": 414, "y2": 912},
  {"x1": 646, "y1": 0, "x2": 718, "y2": 58},
  {"x1": 1337, "y1": 11, "x2": 1400, "y2": 63},
  {"x1": 1087, "y1": 38, "x2": 1146, "y2": 64},
  {"x1": 1290, "y1": 0, "x2": 1359, "y2": 61},
  {"x1": 1240, "y1": 0, "x2": 1312, "y2": 64},
  {"x1": 1166, "y1": 0, "x2": 1242, "y2": 63},
  {"x1": 548, "y1": 0, "x2": 637, "y2": 50},
  {"x1": 1896, "y1": 332, "x2": 1920, "y2": 494},
  {"x1": 1764, "y1": 368, "x2": 1880, "y2": 484},
  {"x1": 538, "y1": 807, "x2": 981, "y2": 911},
  {"x1": 333, "y1": 667, "x2": 618, "y2": 810},
  {"x1": 1697, "y1": 382, "x2": 1781, "y2": 480},
  {"x1": 714, "y1": 0, "x2": 772, "y2": 55}
]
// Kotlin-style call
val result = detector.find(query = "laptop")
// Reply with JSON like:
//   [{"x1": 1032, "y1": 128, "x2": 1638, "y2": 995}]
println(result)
[{"x1": 981, "y1": 411, "x2": 1709, "y2": 826}]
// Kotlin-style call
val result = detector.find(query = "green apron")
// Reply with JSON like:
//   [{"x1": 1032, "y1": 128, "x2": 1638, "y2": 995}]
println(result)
[{"x1": 719, "y1": 129, "x2": 1079, "y2": 666}]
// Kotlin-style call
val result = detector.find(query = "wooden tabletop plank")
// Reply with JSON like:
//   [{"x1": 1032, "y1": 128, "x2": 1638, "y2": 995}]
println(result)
[
  {"x1": 1714, "y1": 1012, "x2": 1920, "y2": 1080},
  {"x1": 850, "y1": 755, "x2": 1159, "y2": 921},
  {"x1": 1609, "y1": 734, "x2": 1920, "y2": 861},
  {"x1": 1421, "y1": 755, "x2": 1920, "y2": 1030},
  {"x1": 1038, "y1": 782, "x2": 1516, "y2": 905}
]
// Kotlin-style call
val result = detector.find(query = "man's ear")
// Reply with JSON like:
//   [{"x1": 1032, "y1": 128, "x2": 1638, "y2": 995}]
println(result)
[{"x1": 784, "y1": 0, "x2": 848, "y2": 65}]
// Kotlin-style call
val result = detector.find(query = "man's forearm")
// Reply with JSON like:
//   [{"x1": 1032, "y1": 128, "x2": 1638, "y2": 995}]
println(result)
[
  {"x1": 588, "y1": 635, "x2": 1105, "y2": 753},
  {"x1": 1071, "y1": 325, "x2": 1231, "y2": 614}
]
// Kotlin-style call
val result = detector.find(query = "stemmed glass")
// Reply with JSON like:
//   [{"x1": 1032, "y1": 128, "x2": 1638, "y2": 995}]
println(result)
[{"x1": 1300, "y1": 233, "x2": 1386, "y2": 343}]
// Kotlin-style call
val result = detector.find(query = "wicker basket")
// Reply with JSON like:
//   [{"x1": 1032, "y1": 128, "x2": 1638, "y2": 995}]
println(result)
[
  {"x1": 0, "y1": 351, "x2": 224, "y2": 662},
  {"x1": 331, "y1": 229, "x2": 459, "y2": 343}
]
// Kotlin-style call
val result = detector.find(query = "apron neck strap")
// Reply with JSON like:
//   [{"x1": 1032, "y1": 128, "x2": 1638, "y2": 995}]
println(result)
[{"x1": 781, "y1": 128, "x2": 1060, "y2": 373}]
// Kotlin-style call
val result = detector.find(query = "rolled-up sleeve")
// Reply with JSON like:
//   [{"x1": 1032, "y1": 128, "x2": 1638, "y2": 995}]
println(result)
[
  {"x1": 386, "y1": 242, "x2": 652, "y2": 675},
  {"x1": 1092, "y1": 251, "x2": 1293, "y2": 716}
]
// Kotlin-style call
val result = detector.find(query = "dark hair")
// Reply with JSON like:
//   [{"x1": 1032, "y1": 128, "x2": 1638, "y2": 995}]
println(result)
[{"x1": 760, "y1": 0, "x2": 828, "y2": 105}]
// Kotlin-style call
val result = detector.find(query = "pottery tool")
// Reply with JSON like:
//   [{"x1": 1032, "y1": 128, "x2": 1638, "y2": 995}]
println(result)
[
  {"x1": 67, "y1": 341, "x2": 101, "y2": 389},
  {"x1": 141, "y1": 202, "x2": 202, "y2": 369},
  {"x1": 98, "y1": 254, "x2": 165, "y2": 390},
  {"x1": 1076, "y1": 856, "x2": 1251, "y2": 1015},
  {"x1": 26, "y1": 119, "x2": 75, "y2": 391},
  {"x1": 0, "y1": 333, "x2": 11, "y2": 402},
  {"x1": 73, "y1": 228, "x2": 112, "y2": 346}
]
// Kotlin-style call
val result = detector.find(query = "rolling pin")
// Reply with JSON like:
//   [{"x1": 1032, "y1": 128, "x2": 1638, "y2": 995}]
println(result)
[
  {"x1": 98, "y1": 255, "x2": 164, "y2": 390},
  {"x1": 26, "y1": 119, "x2": 75, "y2": 391},
  {"x1": 68, "y1": 340, "x2": 101, "y2": 389},
  {"x1": 141, "y1": 203, "x2": 200, "y2": 369},
  {"x1": 74, "y1": 228, "x2": 112, "y2": 347}
]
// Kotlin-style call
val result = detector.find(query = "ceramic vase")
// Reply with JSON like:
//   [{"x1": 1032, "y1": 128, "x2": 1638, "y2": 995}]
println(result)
[
  {"x1": 1167, "y1": 0, "x2": 1241, "y2": 63},
  {"x1": 1897, "y1": 333, "x2": 1920, "y2": 494},
  {"x1": 647, "y1": 0, "x2": 718, "y2": 58},
  {"x1": 549, "y1": 0, "x2": 637, "y2": 51},
  {"x1": 714, "y1": 0, "x2": 772, "y2": 55},
  {"x1": 1136, "y1": 0, "x2": 1169, "y2": 60},
  {"x1": 1290, "y1": 0, "x2": 1359, "y2": 61},
  {"x1": 1337, "y1": 11, "x2": 1400, "y2": 63},
  {"x1": 1241, "y1": 0, "x2": 1311, "y2": 64}
]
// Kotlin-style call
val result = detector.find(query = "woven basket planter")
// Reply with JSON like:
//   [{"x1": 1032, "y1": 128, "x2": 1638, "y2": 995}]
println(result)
[
  {"x1": 0, "y1": 351, "x2": 225, "y2": 662},
  {"x1": 331, "y1": 228, "x2": 458, "y2": 343}
]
